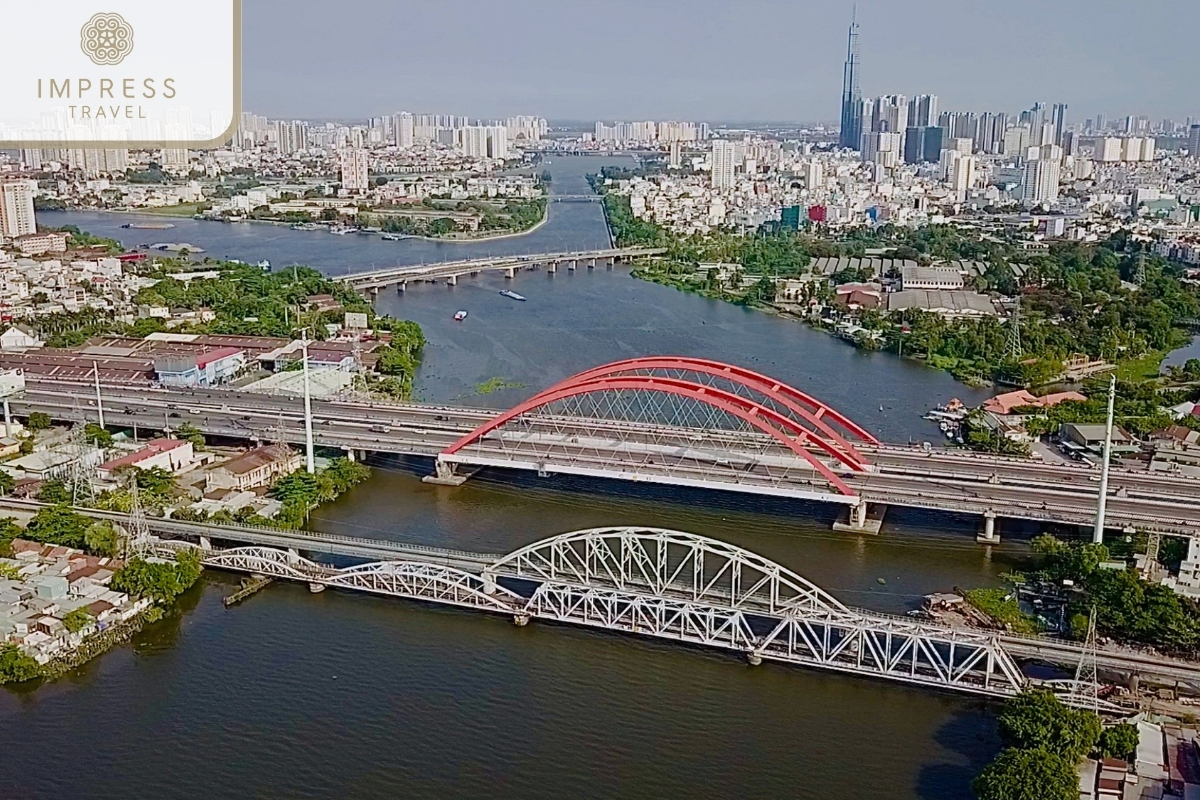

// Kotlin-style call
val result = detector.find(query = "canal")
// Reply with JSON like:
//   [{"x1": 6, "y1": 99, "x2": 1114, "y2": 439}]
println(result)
[{"x1": 4, "y1": 157, "x2": 1033, "y2": 799}]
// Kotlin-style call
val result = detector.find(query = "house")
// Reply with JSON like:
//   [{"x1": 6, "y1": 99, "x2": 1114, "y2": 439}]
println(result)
[
  {"x1": 1059, "y1": 422, "x2": 1139, "y2": 456},
  {"x1": 0, "y1": 324, "x2": 42, "y2": 352},
  {"x1": 154, "y1": 347, "x2": 246, "y2": 387},
  {"x1": 206, "y1": 444, "x2": 302, "y2": 491},
  {"x1": 97, "y1": 438, "x2": 196, "y2": 481},
  {"x1": 3, "y1": 445, "x2": 105, "y2": 480},
  {"x1": 982, "y1": 389, "x2": 1087, "y2": 417},
  {"x1": 305, "y1": 294, "x2": 342, "y2": 313},
  {"x1": 833, "y1": 282, "x2": 883, "y2": 311},
  {"x1": 899, "y1": 264, "x2": 965, "y2": 291}
]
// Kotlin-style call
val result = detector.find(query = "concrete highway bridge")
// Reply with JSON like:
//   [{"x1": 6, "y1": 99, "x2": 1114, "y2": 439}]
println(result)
[
  {"x1": 15, "y1": 357, "x2": 1200, "y2": 542},
  {"x1": 0, "y1": 498, "x2": 1160, "y2": 706},
  {"x1": 334, "y1": 247, "x2": 666, "y2": 293}
]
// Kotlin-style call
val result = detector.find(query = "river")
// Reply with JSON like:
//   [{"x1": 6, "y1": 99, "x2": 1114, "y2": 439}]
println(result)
[{"x1": 3, "y1": 157, "x2": 1038, "y2": 799}]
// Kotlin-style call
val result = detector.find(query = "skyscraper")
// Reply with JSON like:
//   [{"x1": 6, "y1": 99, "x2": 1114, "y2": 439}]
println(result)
[
  {"x1": 339, "y1": 149, "x2": 370, "y2": 192},
  {"x1": 711, "y1": 140, "x2": 738, "y2": 189},
  {"x1": 838, "y1": 10, "x2": 862, "y2": 150},
  {"x1": 908, "y1": 95, "x2": 938, "y2": 128},
  {"x1": 1021, "y1": 144, "x2": 1062, "y2": 208},
  {"x1": 1189, "y1": 125, "x2": 1200, "y2": 160},
  {"x1": 1050, "y1": 103, "x2": 1068, "y2": 146},
  {"x1": 0, "y1": 180, "x2": 37, "y2": 239}
]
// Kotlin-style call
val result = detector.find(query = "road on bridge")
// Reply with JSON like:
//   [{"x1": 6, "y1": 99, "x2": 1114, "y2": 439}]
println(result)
[{"x1": 15, "y1": 378, "x2": 1200, "y2": 537}]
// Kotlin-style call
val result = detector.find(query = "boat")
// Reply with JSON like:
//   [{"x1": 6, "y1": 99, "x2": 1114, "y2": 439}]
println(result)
[
  {"x1": 381, "y1": 233, "x2": 406, "y2": 241},
  {"x1": 328, "y1": 225, "x2": 356, "y2": 235},
  {"x1": 500, "y1": 290, "x2": 527, "y2": 301},
  {"x1": 454, "y1": 310, "x2": 468, "y2": 321},
  {"x1": 121, "y1": 222, "x2": 175, "y2": 230}
]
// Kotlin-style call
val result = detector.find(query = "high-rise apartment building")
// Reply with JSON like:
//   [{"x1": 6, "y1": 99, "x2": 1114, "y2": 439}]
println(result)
[
  {"x1": 838, "y1": 10, "x2": 862, "y2": 150},
  {"x1": 975, "y1": 113, "x2": 1008, "y2": 154},
  {"x1": 0, "y1": 180, "x2": 37, "y2": 239},
  {"x1": 908, "y1": 95, "x2": 938, "y2": 129},
  {"x1": 1189, "y1": 125, "x2": 1200, "y2": 160},
  {"x1": 803, "y1": 160, "x2": 824, "y2": 190},
  {"x1": 710, "y1": 140, "x2": 738, "y2": 189},
  {"x1": 1021, "y1": 144, "x2": 1062, "y2": 208},
  {"x1": 340, "y1": 148, "x2": 370, "y2": 192},
  {"x1": 1050, "y1": 103, "x2": 1068, "y2": 146},
  {"x1": 394, "y1": 112, "x2": 414, "y2": 148}
]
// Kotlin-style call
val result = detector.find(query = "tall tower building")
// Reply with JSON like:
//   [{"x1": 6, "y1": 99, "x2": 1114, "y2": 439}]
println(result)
[
  {"x1": 339, "y1": 149, "x2": 370, "y2": 192},
  {"x1": 0, "y1": 180, "x2": 37, "y2": 239},
  {"x1": 1189, "y1": 125, "x2": 1200, "y2": 160},
  {"x1": 1050, "y1": 103, "x2": 1068, "y2": 146},
  {"x1": 394, "y1": 112, "x2": 414, "y2": 148},
  {"x1": 908, "y1": 95, "x2": 938, "y2": 128},
  {"x1": 710, "y1": 140, "x2": 737, "y2": 189},
  {"x1": 838, "y1": 10, "x2": 862, "y2": 150},
  {"x1": 1020, "y1": 144, "x2": 1062, "y2": 208}
]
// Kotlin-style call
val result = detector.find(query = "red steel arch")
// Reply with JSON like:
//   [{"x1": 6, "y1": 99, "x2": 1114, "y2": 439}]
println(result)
[
  {"x1": 565, "y1": 357, "x2": 878, "y2": 459},
  {"x1": 441, "y1": 358, "x2": 878, "y2": 496},
  {"x1": 444, "y1": 376, "x2": 857, "y2": 495}
]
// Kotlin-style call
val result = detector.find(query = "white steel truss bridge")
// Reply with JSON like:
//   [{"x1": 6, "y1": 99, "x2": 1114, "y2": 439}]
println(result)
[{"x1": 168, "y1": 526, "x2": 1105, "y2": 706}]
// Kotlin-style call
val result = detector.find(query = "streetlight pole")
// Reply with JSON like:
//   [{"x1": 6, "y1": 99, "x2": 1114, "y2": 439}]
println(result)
[
  {"x1": 92, "y1": 361, "x2": 105, "y2": 429},
  {"x1": 301, "y1": 330, "x2": 315, "y2": 474},
  {"x1": 1092, "y1": 375, "x2": 1116, "y2": 544}
]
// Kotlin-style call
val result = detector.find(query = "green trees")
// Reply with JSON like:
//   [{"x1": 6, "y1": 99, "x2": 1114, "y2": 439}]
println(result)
[
  {"x1": 1098, "y1": 723, "x2": 1139, "y2": 759},
  {"x1": 36, "y1": 480, "x2": 71, "y2": 504},
  {"x1": 61, "y1": 608, "x2": 94, "y2": 634},
  {"x1": 0, "y1": 643, "x2": 41, "y2": 685},
  {"x1": 26, "y1": 412, "x2": 51, "y2": 431},
  {"x1": 1031, "y1": 535, "x2": 1200, "y2": 654},
  {"x1": 268, "y1": 459, "x2": 371, "y2": 528},
  {"x1": 18, "y1": 507, "x2": 119, "y2": 557},
  {"x1": 110, "y1": 550, "x2": 202, "y2": 605},
  {"x1": 83, "y1": 423, "x2": 112, "y2": 448},
  {"x1": 973, "y1": 747, "x2": 1079, "y2": 800},
  {"x1": 997, "y1": 689, "x2": 1101, "y2": 762},
  {"x1": 974, "y1": 690, "x2": 1101, "y2": 800},
  {"x1": 175, "y1": 423, "x2": 206, "y2": 450}
]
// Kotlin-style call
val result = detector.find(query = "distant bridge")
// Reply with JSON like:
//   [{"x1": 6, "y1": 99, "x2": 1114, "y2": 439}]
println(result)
[{"x1": 335, "y1": 247, "x2": 666, "y2": 292}]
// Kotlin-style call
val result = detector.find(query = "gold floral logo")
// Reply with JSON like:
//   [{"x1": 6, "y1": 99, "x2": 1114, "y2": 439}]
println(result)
[{"x1": 80, "y1": 12, "x2": 134, "y2": 66}]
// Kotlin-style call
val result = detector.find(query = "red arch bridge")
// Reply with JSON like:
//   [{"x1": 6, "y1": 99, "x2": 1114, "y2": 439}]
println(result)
[
  {"x1": 153, "y1": 526, "x2": 1118, "y2": 707},
  {"x1": 435, "y1": 356, "x2": 880, "y2": 513}
]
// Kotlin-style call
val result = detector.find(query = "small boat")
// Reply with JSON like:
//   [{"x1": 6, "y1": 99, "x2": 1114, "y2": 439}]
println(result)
[
  {"x1": 499, "y1": 290, "x2": 527, "y2": 301},
  {"x1": 328, "y1": 225, "x2": 355, "y2": 235},
  {"x1": 381, "y1": 233, "x2": 405, "y2": 241},
  {"x1": 454, "y1": 310, "x2": 468, "y2": 321},
  {"x1": 121, "y1": 222, "x2": 175, "y2": 230}
]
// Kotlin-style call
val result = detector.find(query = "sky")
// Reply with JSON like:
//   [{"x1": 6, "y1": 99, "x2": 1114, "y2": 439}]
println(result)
[{"x1": 242, "y1": 0, "x2": 1199, "y2": 124}]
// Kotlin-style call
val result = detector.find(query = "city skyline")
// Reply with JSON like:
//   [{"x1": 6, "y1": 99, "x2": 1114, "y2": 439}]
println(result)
[{"x1": 242, "y1": 0, "x2": 1199, "y2": 123}]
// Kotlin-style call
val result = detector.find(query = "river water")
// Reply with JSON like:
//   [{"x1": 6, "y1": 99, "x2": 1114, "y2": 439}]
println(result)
[{"x1": 3, "y1": 158, "x2": 1038, "y2": 799}]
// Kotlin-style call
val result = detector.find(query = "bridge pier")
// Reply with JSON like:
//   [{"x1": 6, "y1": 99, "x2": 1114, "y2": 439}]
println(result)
[
  {"x1": 421, "y1": 458, "x2": 472, "y2": 486},
  {"x1": 746, "y1": 651, "x2": 763, "y2": 666},
  {"x1": 369, "y1": 287, "x2": 379, "y2": 301},
  {"x1": 505, "y1": 267, "x2": 515, "y2": 279},
  {"x1": 976, "y1": 510, "x2": 1000, "y2": 545},
  {"x1": 513, "y1": 612, "x2": 531, "y2": 627},
  {"x1": 447, "y1": 275, "x2": 457, "y2": 286},
  {"x1": 588, "y1": 258, "x2": 596, "y2": 269},
  {"x1": 832, "y1": 501, "x2": 885, "y2": 535},
  {"x1": 308, "y1": 583, "x2": 326, "y2": 593},
  {"x1": 567, "y1": 259, "x2": 577, "y2": 271},
  {"x1": 199, "y1": 536, "x2": 212, "y2": 551},
  {"x1": 345, "y1": 448, "x2": 355, "y2": 462},
  {"x1": 548, "y1": 261, "x2": 557, "y2": 273},
  {"x1": 397, "y1": 281, "x2": 406, "y2": 293}
]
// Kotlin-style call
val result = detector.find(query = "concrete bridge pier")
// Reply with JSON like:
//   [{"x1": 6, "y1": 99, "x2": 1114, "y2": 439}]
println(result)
[
  {"x1": 480, "y1": 572, "x2": 498, "y2": 595},
  {"x1": 588, "y1": 258, "x2": 596, "y2": 269},
  {"x1": 567, "y1": 259, "x2": 577, "y2": 271},
  {"x1": 832, "y1": 501, "x2": 885, "y2": 535},
  {"x1": 369, "y1": 287, "x2": 379, "y2": 301},
  {"x1": 199, "y1": 536, "x2": 212, "y2": 550},
  {"x1": 396, "y1": 281, "x2": 406, "y2": 293},
  {"x1": 977, "y1": 510, "x2": 1000, "y2": 545},
  {"x1": 422, "y1": 458, "x2": 471, "y2": 486},
  {"x1": 308, "y1": 583, "x2": 326, "y2": 593},
  {"x1": 505, "y1": 267, "x2": 515, "y2": 279},
  {"x1": 447, "y1": 274, "x2": 458, "y2": 286},
  {"x1": 345, "y1": 448, "x2": 355, "y2": 462},
  {"x1": 548, "y1": 261, "x2": 557, "y2": 273}
]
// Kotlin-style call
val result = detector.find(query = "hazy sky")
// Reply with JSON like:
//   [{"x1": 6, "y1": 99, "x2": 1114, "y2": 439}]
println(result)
[{"x1": 243, "y1": 0, "x2": 1198, "y2": 124}]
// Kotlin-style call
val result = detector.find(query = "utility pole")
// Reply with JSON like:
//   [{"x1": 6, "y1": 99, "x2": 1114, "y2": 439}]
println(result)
[
  {"x1": 92, "y1": 361, "x2": 105, "y2": 429},
  {"x1": 301, "y1": 329, "x2": 315, "y2": 474},
  {"x1": 1092, "y1": 375, "x2": 1116, "y2": 544}
]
